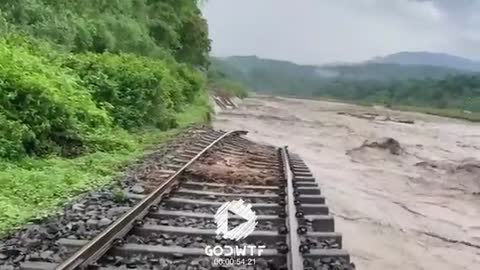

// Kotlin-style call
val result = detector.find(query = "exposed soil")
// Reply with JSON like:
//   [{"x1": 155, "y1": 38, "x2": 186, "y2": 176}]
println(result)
[
  {"x1": 214, "y1": 95, "x2": 480, "y2": 270},
  {"x1": 187, "y1": 140, "x2": 281, "y2": 186}
]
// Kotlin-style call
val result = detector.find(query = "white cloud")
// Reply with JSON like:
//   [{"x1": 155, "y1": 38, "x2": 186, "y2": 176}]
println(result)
[{"x1": 202, "y1": 0, "x2": 480, "y2": 64}]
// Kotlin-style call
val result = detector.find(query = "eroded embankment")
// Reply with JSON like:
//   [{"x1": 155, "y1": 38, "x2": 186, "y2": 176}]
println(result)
[{"x1": 213, "y1": 95, "x2": 480, "y2": 270}]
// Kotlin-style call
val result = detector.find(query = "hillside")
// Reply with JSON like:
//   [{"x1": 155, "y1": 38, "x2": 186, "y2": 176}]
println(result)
[
  {"x1": 211, "y1": 55, "x2": 472, "y2": 94},
  {"x1": 0, "y1": 0, "x2": 213, "y2": 233},
  {"x1": 214, "y1": 56, "x2": 469, "y2": 85},
  {"x1": 212, "y1": 55, "x2": 480, "y2": 114},
  {"x1": 372, "y1": 52, "x2": 480, "y2": 72},
  {"x1": 319, "y1": 62, "x2": 466, "y2": 80}
]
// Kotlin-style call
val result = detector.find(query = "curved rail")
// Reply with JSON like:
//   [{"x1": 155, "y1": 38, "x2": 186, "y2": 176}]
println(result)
[{"x1": 55, "y1": 130, "x2": 247, "y2": 270}]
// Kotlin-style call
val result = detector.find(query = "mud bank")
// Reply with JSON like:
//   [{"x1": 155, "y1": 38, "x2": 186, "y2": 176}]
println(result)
[{"x1": 213, "y1": 95, "x2": 480, "y2": 270}]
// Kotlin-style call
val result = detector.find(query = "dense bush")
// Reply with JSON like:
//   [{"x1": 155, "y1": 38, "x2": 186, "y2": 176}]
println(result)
[
  {"x1": 207, "y1": 66, "x2": 250, "y2": 98},
  {"x1": 0, "y1": 0, "x2": 211, "y2": 160},
  {"x1": 0, "y1": 112, "x2": 30, "y2": 159},
  {"x1": 0, "y1": 0, "x2": 214, "y2": 234},
  {"x1": 0, "y1": 38, "x2": 113, "y2": 158},
  {"x1": 209, "y1": 79, "x2": 249, "y2": 99},
  {"x1": 0, "y1": 11, "x2": 8, "y2": 35},
  {"x1": 0, "y1": 0, "x2": 210, "y2": 67},
  {"x1": 63, "y1": 53, "x2": 206, "y2": 130},
  {"x1": 176, "y1": 64, "x2": 206, "y2": 102},
  {"x1": 0, "y1": 37, "x2": 209, "y2": 159},
  {"x1": 63, "y1": 53, "x2": 175, "y2": 130}
]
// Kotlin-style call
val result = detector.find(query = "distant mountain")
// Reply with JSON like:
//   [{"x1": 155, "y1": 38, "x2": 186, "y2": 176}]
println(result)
[
  {"x1": 216, "y1": 56, "x2": 318, "y2": 76},
  {"x1": 210, "y1": 55, "x2": 480, "y2": 113},
  {"x1": 210, "y1": 55, "x2": 472, "y2": 96},
  {"x1": 213, "y1": 55, "x2": 469, "y2": 84},
  {"x1": 372, "y1": 52, "x2": 480, "y2": 72},
  {"x1": 210, "y1": 56, "x2": 321, "y2": 95},
  {"x1": 318, "y1": 62, "x2": 467, "y2": 80}
]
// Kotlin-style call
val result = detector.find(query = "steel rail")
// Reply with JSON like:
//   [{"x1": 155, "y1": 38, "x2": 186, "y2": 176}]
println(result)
[
  {"x1": 280, "y1": 147, "x2": 303, "y2": 270},
  {"x1": 55, "y1": 130, "x2": 247, "y2": 270}
]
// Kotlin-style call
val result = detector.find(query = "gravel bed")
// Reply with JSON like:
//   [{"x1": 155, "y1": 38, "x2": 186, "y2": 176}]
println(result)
[
  {"x1": 298, "y1": 219, "x2": 314, "y2": 232},
  {"x1": 98, "y1": 255, "x2": 286, "y2": 270},
  {"x1": 173, "y1": 194, "x2": 279, "y2": 204},
  {"x1": 159, "y1": 204, "x2": 279, "y2": 216},
  {"x1": 182, "y1": 186, "x2": 277, "y2": 195},
  {"x1": 144, "y1": 217, "x2": 279, "y2": 231},
  {"x1": 301, "y1": 237, "x2": 340, "y2": 249},
  {"x1": 303, "y1": 257, "x2": 355, "y2": 270},
  {"x1": 124, "y1": 233, "x2": 277, "y2": 249},
  {"x1": 0, "y1": 191, "x2": 137, "y2": 266},
  {"x1": 202, "y1": 177, "x2": 283, "y2": 187}
]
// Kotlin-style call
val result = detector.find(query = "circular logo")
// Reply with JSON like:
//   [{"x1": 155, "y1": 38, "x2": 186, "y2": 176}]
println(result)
[{"x1": 214, "y1": 199, "x2": 258, "y2": 241}]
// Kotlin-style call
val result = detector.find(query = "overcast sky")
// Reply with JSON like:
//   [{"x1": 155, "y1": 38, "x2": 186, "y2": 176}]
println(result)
[{"x1": 202, "y1": 0, "x2": 480, "y2": 65}]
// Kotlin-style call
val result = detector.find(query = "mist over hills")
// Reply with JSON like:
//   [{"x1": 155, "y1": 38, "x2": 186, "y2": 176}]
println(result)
[
  {"x1": 211, "y1": 53, "x2": 480, "y2": 113},
  {"x1": 372, "y1": 52, "x2": 480, "y2": 72},
  {"x1": 212, "y1": 53, "x2": 475, "y2": 88}
]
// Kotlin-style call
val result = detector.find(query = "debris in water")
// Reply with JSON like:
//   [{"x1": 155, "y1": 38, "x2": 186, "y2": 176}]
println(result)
[
  {"x1": 358, "y1": 137, "x2": 403, "y2": 155},
  {"x1": 338, "y1": 112, "x2": 414, "y2": 124}
]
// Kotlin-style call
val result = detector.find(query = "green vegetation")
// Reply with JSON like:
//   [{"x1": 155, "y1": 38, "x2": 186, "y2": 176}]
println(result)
[
  {"x1": 0, "y1": 94, "x2": 209, "y2": 233},
  {"x1": 207, "y1": 59, "x2": 250, "y2": 98},
  {"x1": 312, "y1": 77, "x2": 480, "y2": 113},
  {"x1": 0, "y1": 0, "x2": 210, "y2": 66},
  {"x1": 212, "y1": 56, "x2": 469, "y2": 90},
  {"x1": 214, "y1": 56, "x2": 480, "y2": 119},
  {"x1": 0, "y1": 0, "x2": 213, "y2": 233},
  {"x1": 392, "y1": 106, "x2": 480, "y2": 122},
  {"x1": 209, "y1": 79, "x2": 249, "y2": 99},
  {"x1": 0, "y1": 37, "x2": 114, "y2": 159},
  {"x1": 176, "y1": 91, "x2": 212, "y2": 126}
]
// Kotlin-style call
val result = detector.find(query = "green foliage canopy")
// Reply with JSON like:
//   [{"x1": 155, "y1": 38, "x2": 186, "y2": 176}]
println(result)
[
  {"x1": 0, "y1": 0, "x2": 211, "y2": 159},
  {"x1": 0, "y1": 37, "x2": 112, "y2": 158},
  {"x1": 0, "y1": 0, "x2": 210, "y2": 67}
]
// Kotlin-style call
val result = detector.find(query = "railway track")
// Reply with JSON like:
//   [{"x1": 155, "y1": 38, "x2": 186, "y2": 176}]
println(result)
[{"x1": 17, "y1": 129, "x2": 354, "y2": 270}]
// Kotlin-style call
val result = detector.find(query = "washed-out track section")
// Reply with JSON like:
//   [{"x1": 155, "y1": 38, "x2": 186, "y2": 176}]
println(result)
[
  {"x1": 19, "y1": 130, "x2": 354, "y2": 270},
  {"x1": 285, "y1": 150, "x2": 355, "y2": 270}
]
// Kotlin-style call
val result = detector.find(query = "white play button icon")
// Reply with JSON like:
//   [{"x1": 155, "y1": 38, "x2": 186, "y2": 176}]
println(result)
[{"x1": 215, "y1": 199, "x2": 258, "y2": 241}]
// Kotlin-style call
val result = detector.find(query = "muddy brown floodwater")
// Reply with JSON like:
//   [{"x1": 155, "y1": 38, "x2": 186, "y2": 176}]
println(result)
[{"x1": 213, "y1": 95, "x2": 480, "y2": 270}]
